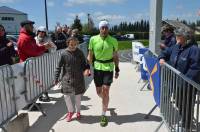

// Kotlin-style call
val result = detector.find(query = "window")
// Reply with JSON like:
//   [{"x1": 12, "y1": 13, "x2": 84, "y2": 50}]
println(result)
[{"x1": 1, "y1": 17, "x2": 14, "y2": 21}]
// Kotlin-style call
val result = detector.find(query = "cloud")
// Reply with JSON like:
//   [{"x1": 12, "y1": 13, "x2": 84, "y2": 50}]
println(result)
[
  {"x1": 64, "y1": 0, "x2": 125, "y2": 6},
  {"x1": 165, "y1": 12, "x2": 197, "y2": 21},
  {"x1": 67, "y1": 12, "x2": 86, "y2": 18},
  {"x1": 47, "y1": 1, "x2": 55, "y2": 7},
  {"x1": 65, "y1": 11, "x2": 127, "y2": 26},
  {"x1": 65, "y1": 11, "x2": 150, "y2": 26},
  {"x1": 0, "y1": 0, "x2": 19, "y2": 3}
]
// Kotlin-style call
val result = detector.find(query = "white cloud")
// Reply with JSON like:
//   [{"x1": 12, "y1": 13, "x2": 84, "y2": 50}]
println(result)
[
  {"x1": 47, "y1": 1, "x2": 55, "y2": 7},
  {"x1": 67, "y1": 12, "x2": 86, "y2": 18},
  {"x1": 65, "y1": 11, "x2": 150, "y2": 27},
  {"x1": 64, "y1": 0, "x2": 125, "y2": 6},
  {"x1": 165, "y1": 12, "x2": 197, "y2": 21},
  {"x1": 96, "y1": 14, "x2": 125, "y2": 21},
  {"x1": 0, "y1": 0, "x2": 19, "y2": 3}
]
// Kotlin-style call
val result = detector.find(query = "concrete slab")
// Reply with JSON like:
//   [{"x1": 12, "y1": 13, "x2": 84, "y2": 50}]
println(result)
[{"x1": 27, "y1": 62, "x2": 168, "y2": 132}]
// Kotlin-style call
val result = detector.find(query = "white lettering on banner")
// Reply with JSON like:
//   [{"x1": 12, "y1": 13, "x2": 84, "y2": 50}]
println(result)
[{"x1": 132, "y1": 41, "x2": 145, "y2": 63}]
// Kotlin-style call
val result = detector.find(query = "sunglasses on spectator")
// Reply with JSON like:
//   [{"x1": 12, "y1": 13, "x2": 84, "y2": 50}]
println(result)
[
  {"x1": 38, "y1": 31, "x2": 46, "y2": 33},
  {"x1": 101, "y1": 26, "x2": 108, "y2": 30}
]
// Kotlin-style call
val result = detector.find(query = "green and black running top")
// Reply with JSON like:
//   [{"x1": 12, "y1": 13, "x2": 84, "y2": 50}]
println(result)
[{"x1": 89, "y1": 34, "x2": 118, "y2": 71}]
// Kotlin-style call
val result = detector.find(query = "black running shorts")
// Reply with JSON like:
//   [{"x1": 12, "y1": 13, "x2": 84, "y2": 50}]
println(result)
[{"x1": 93, "y1": 69, "x2": 113, "y2": 87}]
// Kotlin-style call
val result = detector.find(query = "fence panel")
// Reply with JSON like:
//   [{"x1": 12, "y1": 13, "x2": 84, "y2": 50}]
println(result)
[
  {"x1": 23, "y1": 50, "x2": 63, "y2": 102},
  {"x1": 160, "y1": 63, "x2": 200, "y2": 132},
  {"x1": 0, "y1": 65, "x2": 17, "y2": 127},
  {"x1": 23, "y1": 42, "x2": 88, "y2": 102}
]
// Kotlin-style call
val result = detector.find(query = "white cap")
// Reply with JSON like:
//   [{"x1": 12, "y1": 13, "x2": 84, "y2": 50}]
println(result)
[
  {"x1": 37, "y1": 26, "x2": 47, "y2": 32},
  {"x1": 99, "y1": 20, "x2": 109, "y2": 30}
]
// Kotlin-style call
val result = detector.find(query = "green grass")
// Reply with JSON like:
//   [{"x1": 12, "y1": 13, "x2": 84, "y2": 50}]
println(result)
[
  {"x1": 118, "y1": 40, "x2": 149, "y2": 50},
  {"x1": 118, "y1": 41, "x2": 132, "y2": 50},
  {"x1": 138, "y1": 40, "x2": 149, "y2": 47}
]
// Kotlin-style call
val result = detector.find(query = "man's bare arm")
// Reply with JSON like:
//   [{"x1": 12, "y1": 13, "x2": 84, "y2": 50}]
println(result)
[
  {"x1": 87, "y1": 49, "x2": 93, "y2": 65},
  {"x1": 113, "y1": 51, "x2": 119, "y2": 68}
]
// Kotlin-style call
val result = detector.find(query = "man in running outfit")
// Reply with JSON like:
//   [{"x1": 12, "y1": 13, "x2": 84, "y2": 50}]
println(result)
[{"x1": 87, "y1": 20, "x2": 120, "y2": 127}]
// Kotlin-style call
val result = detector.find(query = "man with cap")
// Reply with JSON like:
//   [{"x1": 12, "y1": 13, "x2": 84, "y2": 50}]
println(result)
[
  {"x1": 87, "y1": 20, "x2": 119, "y2": 127},
  {"x1": 160, "y1": 25, "x2": 176, "y2": 50},
  {"x1": 17, "y1": 20, "x2": 52, "y2": 62},
  {"x1": 159, "y1": 28, "x2": 200, "y2": 131}
]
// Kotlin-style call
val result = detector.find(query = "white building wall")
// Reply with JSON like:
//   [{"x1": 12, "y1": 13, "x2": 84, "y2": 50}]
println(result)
[{"x1": 0, "y1": 13, "x2": 27, "y2": 34}]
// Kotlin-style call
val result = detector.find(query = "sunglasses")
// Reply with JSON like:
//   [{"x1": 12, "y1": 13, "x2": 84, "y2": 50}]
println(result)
[
  {"x1": 38, "y1": 31, "x2": 46, "y2": 33},
  {"x1": 101, "y1": 26, "x2": 108, "y2": 29}
]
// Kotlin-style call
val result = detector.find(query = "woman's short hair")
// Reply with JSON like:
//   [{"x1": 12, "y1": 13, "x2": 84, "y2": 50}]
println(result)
[{"x1": 66, "y1": 37, "x2": 79, "y2": 45}]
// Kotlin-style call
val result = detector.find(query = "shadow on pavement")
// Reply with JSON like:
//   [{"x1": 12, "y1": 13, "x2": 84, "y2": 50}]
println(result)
[
  {"x1": 28, "y1": 96, "x2": 90, "y2": 132},
  {"x1": 81, "y1": 95, "x2": 91, "y2": 101},
  {"x1": 78, "y1": 113, "x2": 162, "y2": 125}
]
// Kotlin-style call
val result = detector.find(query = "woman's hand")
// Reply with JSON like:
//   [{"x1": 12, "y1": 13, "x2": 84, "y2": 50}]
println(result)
[
  {"x1": 159, "y1": 59, "x2": 165, "y2": 65},
  {"x1": 83, "y1": 69, "x2": 91, "y2": 76}
]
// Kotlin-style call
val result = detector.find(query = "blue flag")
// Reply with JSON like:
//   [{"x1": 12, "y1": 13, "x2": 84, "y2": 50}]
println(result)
[{"x1": 144, "y1": 52, "x2": 161, "y2": 106}]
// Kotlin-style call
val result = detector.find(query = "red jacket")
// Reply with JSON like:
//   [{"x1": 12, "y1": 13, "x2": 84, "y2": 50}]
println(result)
[{"x1": 17, "y1": 28, "x2": 46, "y2": 62}]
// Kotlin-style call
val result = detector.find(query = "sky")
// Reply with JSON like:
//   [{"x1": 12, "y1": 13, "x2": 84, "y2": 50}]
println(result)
[{"x1": 0, "y1": 0, "x2": 200, "y2": 30}]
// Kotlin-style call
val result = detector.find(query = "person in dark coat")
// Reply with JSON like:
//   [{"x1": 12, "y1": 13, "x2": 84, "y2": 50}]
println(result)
[
  {"x1": 0, "y1": 24, "x2": 16, "y2": 66},
  {"x1": 51, "y1": 26, "x2": 67, "y2": 50},
  {"x1": 159, "y1": 28, "x2": 200, "y2": 83},
  {"x1": 71, "y1": 28, "x2": 84, "y2": 44},
  {"x1": 160, "y1": 25, "x2": 176, "y2": 50},
  {"x1": 159, "y1": 28, "x2": 200, "y2": 131},
  {"x1": 55, "y1": 37, "x2": 91, "y2": 122}
]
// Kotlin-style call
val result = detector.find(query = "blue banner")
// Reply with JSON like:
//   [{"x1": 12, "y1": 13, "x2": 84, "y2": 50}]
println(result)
[{"x1": 144, "y1": 52, "x2": 161, "y2": 106}]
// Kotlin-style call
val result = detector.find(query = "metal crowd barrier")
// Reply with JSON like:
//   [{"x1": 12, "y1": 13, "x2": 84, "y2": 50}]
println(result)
[
  {"x1": 23, "y1": 50, "x2": 63, "y2": 103},
  {"x1": 23, "y1": 42, "x2": 88, "y2": 103},
  {"x1": 0, "y1": 42, "x2": 88, "y2": 129},
  {"x1": 157, "y1": 63, "x2": 200, "y2": 132},
  {"x1": 0, "y1": 65, "x2": 17, "y2": 131}
]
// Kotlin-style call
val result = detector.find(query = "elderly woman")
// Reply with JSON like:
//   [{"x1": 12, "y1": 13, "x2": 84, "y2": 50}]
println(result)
[
  {"x1": 159, "y1": 28, "x2": 200, "y2": 131},
  {"x1": 0, "y1": 24, "x2": 16, "y2": 66},
  {"x1": 35, "y1": 26, "x2": 57, "y2": 53}
]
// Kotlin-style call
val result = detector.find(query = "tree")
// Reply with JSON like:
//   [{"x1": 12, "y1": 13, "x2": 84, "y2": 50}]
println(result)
[
  {"x1": 72, "y1": 15, "x2": 83, "y2": 31},
  {"x1": 87, "y1": 14, "x2": 94, "y2": 32}
]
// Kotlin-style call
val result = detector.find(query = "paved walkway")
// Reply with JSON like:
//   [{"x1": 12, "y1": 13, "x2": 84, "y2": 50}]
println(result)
[{"x1": 27, "y1": 50, "x2": 168, "y2": 132}]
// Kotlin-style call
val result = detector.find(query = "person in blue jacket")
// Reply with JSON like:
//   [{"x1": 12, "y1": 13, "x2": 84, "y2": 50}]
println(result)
[
  {"x1": 160, "y1": 25, "x2": 176, "y2": 50},
  {"x1": 159, "y1": 28, "x2": 200, "y2": 131}
]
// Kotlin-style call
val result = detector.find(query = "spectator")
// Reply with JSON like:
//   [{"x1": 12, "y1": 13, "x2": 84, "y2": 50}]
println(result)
[
  {"x1": 159, "y1": 28, "x2": 200, "y2": 131},
  {"x1": 51, "y1": 26, "x2": 67, "y2": 50},
  {"x1": 187, "y1": 29, "x2": 198, "y2": 46},
  {"x1": 67, "y1": 27, "x2": 72, "y2": 38},
  {"x1": 54, "y1": 37, "x2": 90, "y2": 122},
  {"x1": 17, "y1": 20, "x2": 52, "y2": 62},
  {"x1": 62, "y1": 24, "x2": 70, "y2": 39},
  {"x1": 71, "y1": 28, "x2": 84, "y2": 44},
  {"x1": 0, "y1": 24, "x2": 16, "y2": 66},
  {"x1": 160, "y1": 25, "x2": 176, "y2": 50},
  {"x1": 35, "y1": 26, "x2": 57, "y2": 53},
  {"x1": 35, "y1": 26, "x2": 57, "y2": 102}
]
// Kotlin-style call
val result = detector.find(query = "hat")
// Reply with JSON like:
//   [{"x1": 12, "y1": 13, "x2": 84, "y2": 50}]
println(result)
[
  {"x1": 174, "y1": 28, "x2": 190, "y2": 37},
  {"x1": 161, "y1": 25, "x2": 174, "y2": 33},
  {"x1": 20, "y1": 20, "x2": 35, "y2": 27},
  {"x1": 37, "y1": 26, "x2": 46, "y2": 32},
  {"x1": 99, "y1": 20, "x2": 109, "y2": 29}
]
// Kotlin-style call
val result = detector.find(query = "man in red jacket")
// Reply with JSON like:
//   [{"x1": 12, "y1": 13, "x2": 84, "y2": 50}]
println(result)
[{"x1": 17, "y1": 20, "x2": 52, "y2": 62}]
